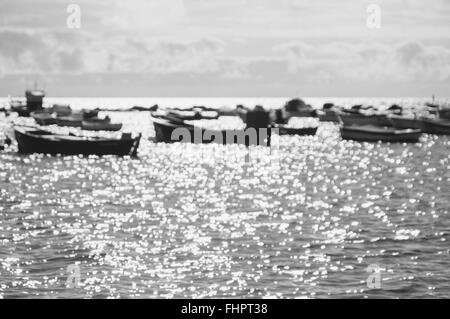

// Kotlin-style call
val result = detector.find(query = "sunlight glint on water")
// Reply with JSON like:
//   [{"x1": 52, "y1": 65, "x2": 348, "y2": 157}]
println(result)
[{"x1": 0, "y1": 97, "x2": 449, "y2": 298}]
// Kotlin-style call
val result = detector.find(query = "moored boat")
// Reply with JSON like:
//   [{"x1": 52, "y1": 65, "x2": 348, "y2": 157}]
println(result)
[
  {"x1": 31, "y1": 110, "x2": 57, "y2": 125},
  {"x1": 438, "y1": 109, "x2": 450, "y2": 120},
  {"x1": 318, "y1": 110, "x2": 339, "y2": 122},
  {"x1": 275, "y1": 125, "x2": 318, "y2": 136},
  {"x1": 82, "y1": 108, "x2": 100, "y2": 119},
  {"x1": 341, "y1": 125, "x2": 421, "y2": 143},
  {"x1": 283, "y1": 98, "x2": 316, "y2": 117},
  {"x1": 387, "y1": 115, "x2": 423, "y2": 130},
  {"x1": 14, "y1": 126, "x2": 141, "y2": 156},
  {"x1": 151, "y1": 109, "x2": 219, "y2": 121},
  {"x1": 52, "y1": 104, "x2": 72, "y2": 116},
  {"x1": 151, "y1": 116, "x2": 195, "y2": 143},
  {"x1": 340, "y1": 112, "x2": 390, "y2": 126},
  {"x1": 151, "y1": 110, "x2": 272, "y2": 146},
  {"x1": 81, "y1": 121, "x2": 123, "y2": 131},
  {"x1": 420, "y1": 117, "x2": 450, "y2": 135},
  {"x1": 10, "y1": 101, "x2": 31, "y2": 117},
  {"x1": 10, "y1": 90, "x2": 46, "y2": 116},
  {"x1": 56, "y1": 114, "x2": 83, "y2": 127}
]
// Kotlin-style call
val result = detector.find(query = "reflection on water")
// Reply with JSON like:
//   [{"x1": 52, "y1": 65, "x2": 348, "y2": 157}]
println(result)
[{"x1": 0, "y1": 99, "x2": 449, "y2": 298}]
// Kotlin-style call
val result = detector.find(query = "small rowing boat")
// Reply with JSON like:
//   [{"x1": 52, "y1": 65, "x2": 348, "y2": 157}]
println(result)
[
  {"x1": 318, "y1": 110, "x2": 339, "y2": 122},
  {"x1": 387, "y1": 115, "x2": 423, "y2": 130},
  {"x1": 340, "y1": 112, "x2": 390, "y2": 127},
  {"x1": 31, "y1": 110, "x2": 57, "y2": 125},
  {"x1": 81, "y1": 121, "x2": 123, "y2": 131},
  {"x1": 151, "y1": 113, "x2": 272, "y2": 146},
  {"x1": 438, "y1": 109, "x2": 450, "y2": 120},
  {"x1": 56, "y1": 114, "x2": 83, "y2": 127},
  {"x1": 340, "y1": 125, "x2": 421, "y2": 143},
  {"x1": 420, "y1": 117, "x2": 450, "y2": 135},
  {"x1": 14, "y1": 126, "x2": 141, "y2": 156},
  {"x1": 275, "y1": 126, "x2": 318, "y2": 136}
]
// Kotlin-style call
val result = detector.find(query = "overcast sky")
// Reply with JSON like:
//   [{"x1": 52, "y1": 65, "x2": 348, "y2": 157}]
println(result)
[{"x1": 1, "y1": 0, "x2": 450, "y2": 97}]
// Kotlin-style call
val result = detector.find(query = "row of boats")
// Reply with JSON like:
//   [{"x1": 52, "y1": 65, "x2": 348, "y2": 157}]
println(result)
[
  {"x1": 313, "y1": 99, "x2": 450, "y2": 144},
  {"x1": 318, "y1": 102, "x2": 450, "y2": 135},
  {"x1": 31, "y1": 106, "x2": 123, "y2": 131},
  {"x1": 4, "y1": 90, "x2": 138, "y2": 156},
  {"x1": 2, "y1": 91, "x2": 450, "y2": 156}
]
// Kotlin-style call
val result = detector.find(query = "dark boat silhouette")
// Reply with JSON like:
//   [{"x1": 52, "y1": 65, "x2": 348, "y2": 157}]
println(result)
[
  {"x1": 30, "y1": 110, "x2": 57, "y2": 125},
  {"x1": 438, "y1": 109, "x2": 450, "y2": 120},
  {"x1": 151, "y1": 109, "x2": 219, "y2": 121},
  {"x1": 81, "y1": 120, "x2": 123, "y2": 131},
  {"x1": 388, "y1": 114, "x2": 423, "y2": 130},
  {"x1": 340, "y1": 124, "x2": 421, "y2": 143},
  {"x1": 151, "y1": 110, "x2": 272, "y2": 146},
  {"x1": 420, "y1": 117, "x2": 450, "y2": 135},
  {"x1": 14, "y1": 126, "x2": 141, "y2": 156},
  {"x1": 340, "y1": 112, "x2": 390, "y2": 126},
  {"x1": 274, "y1": 125, "x2": 318, "y2": 136},
  {"x1": 10, "y1": 90, "x2": 45, "y2": 117}
]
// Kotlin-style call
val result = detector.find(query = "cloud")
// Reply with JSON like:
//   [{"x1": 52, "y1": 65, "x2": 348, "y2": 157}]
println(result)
[
  {"x1": 271, "y1": 40, "x2": 450, "y2": 84},
  {"x1": 0, "y1": 28, "x2": 226, "y2": 76},
  {"x1": 0, "y1": 30, "x2": 86, "y2": 75},
  {"x1": 1, "y1": 0, "x2": 450, "y2": 95}
]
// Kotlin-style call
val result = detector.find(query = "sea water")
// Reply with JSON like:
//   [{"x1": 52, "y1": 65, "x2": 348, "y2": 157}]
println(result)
[{"x1": 0, "y1": 97, "x2": 448, "y2": 298}]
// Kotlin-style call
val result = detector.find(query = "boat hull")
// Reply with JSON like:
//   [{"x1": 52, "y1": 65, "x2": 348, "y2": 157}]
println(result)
[
  {"x1": 341, "y1": 126, "x2": 421, "y2": 143},
  {"x1": 81, "y1": 122, "x2": 122, "y2": 131},
  {"x1": 152, "y1": 117, "x2": 271, "y2": 146},
  {"x1": 388, "y1": 116, "x2": 423, "y2": 130},
  {"x1": 56, "y1": 117, "x2": 83, "y2": 127},
  {"x1": 276, "y1": 126, "x2": 318, "y2": 136},
  {"x1": 318, "y1": 111, "x2": 339, "y2": 122},
  {"x1": 31, "y1": 111, "x2": 57, "y2": 125},
  {"x1": 341, "y1": 113, "x2": 390, "y2": 126},
  {"x1": 11, "y1": 105, "x2": 32, "y2": 117},
  {"x1": 421, "y1": 118, "x2": 450, "y2": 135},
  {"x1": 14, "y1": 127, "x2": 141, "y2": 156},
  {"x1": 438, "y1": 109, "x2": 450, "y2": 120}
]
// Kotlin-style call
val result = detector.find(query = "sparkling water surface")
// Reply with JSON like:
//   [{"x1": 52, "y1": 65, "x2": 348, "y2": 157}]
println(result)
[{"x1": 0, "y1": 98, "x2": 449, "y2": 298}]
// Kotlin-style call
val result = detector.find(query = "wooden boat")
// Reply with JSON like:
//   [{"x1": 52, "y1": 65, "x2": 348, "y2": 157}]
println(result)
[
  {"x1": 56, "y1": 114, "x2": 83, "y2": 127},
  {"x1": 25, "y1": 90, "x2": 45, "y2": 110},
  {"x1": 11, "y1": 104, "x2": 32, "y2": 117},
  {"x1": 82, "y1": 108, "x2": 100, "y2": 119},
  {"x1": 387, "y1": 115, "x2": 423, "y2": 130},
  {"x1": 318, "y1": 110, "x2": 339, "y2": 122},
  {"x1": 31, "y1": 110, "x2": 56, "y2": 125},
  {"x1": 341, "y1": 125, "x2": 421, "y2": 143},
  {"x1": 340, "y1": 112, "x2": 390, "y2": 126},
  {"x1": 151, "y1": 109, "x2": 219, "y2": 121},
  {"x1": 438, "y1": 109, "x2": 450, "y2": 120},
  {"x1": 420, "y1": 117, "x2": 450, "y2": 135},
  {"x1": 151, "y1": 115, "x2": 271, "y2": 146},
  {"x1": 14, "y1": 126, "x2": 141, "y2": 156},
  {"x1": 81, "y1": 121, "x2": 122, "y2": 131},
  {"x1": 10, "y1": 100, "x2": 32, "y2": 117},
  {"x1": 275, "y1": 125, "x2": 318, "y2": 136},
  {"x1": 152, "y1": 117, "x2": 194, "y2": 143},
  {"x1": 168, "y1": 110, "x2": 219, "y2": 120},
  {"x1": 52, "y1": 104, "x2": 72, "y2": 116},
  {"x1": 10, "y1": 90, "x2": 45, "y2": 116}
]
